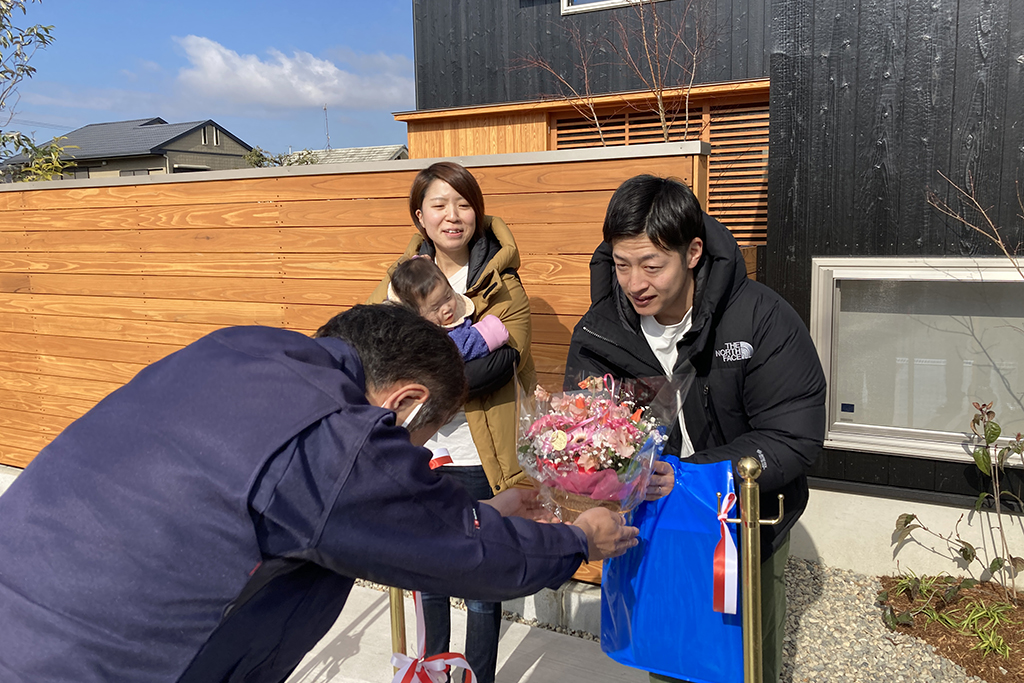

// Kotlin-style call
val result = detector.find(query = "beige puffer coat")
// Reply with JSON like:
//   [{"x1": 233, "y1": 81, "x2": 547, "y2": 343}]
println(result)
[{"x1": 367, "y1": 215, "x2": 536, "y2": 493}]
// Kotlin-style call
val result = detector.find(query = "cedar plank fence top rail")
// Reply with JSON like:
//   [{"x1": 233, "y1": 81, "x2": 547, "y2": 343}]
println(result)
[{"x1": 0, "y1": 143, "x2": 716, "y2": 469}]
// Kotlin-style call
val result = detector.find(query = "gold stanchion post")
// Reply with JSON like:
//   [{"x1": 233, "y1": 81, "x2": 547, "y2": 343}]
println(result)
[
  {"x1": 720, "y1": 457, "x2": 784, "y2": 683},
  {"x1": 389, "y1": 587, "x2": 407, "y2": 673}
]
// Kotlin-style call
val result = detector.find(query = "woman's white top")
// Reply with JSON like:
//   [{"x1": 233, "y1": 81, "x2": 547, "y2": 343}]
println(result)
[{"x1": 426, "y1": 265, "x2": 482, "y2": 467}]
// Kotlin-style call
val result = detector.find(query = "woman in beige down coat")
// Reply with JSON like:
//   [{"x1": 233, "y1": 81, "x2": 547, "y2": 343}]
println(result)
[{"x1": 366, "y1": 161, "x2": 535, "y2": 683}]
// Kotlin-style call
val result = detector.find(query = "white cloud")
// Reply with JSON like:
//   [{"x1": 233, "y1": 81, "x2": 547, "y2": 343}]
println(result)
[
  {"x1": 174, "y1": 36, "x2": 414, "y2": 112},
  {"x1": 22, "y1": 86, "x2": 168, "y2": 116}
]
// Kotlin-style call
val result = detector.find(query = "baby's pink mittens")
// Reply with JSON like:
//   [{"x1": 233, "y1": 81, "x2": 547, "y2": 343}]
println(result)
[{"x1": 473, "y1": 315, "x2": 509, "y2": 352}]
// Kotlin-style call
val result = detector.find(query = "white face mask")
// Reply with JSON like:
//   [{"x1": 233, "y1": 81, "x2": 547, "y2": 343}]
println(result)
[{"x1": 400, "y1": 401, "x2": 424, "y2": 430}]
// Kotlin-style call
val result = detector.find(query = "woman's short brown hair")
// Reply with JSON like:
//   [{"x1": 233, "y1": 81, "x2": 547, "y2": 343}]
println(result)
[{"x1": 408, "y1": 162, "x2": 486, "y2": 233}]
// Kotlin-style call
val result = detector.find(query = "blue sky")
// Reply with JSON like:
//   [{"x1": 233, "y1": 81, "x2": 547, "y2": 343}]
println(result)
[{"x1": 7, "y1": 0, "x2": 416, "y2": 153}]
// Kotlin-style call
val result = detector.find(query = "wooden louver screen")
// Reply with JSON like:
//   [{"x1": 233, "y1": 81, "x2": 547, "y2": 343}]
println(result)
[{"x1": 552, "y1": 96, "x2": 769, "y2": 246}]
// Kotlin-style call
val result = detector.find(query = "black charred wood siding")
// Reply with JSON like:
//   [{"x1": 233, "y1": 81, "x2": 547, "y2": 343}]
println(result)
[
  {"x1": 412, "y1": 0, "x2": 770, "y2": 110},
  {"x1": 411, "y1": 0, "x2": 1024, "y2": 501},
  {"x1": 767, "y1": 0, "x2": 1024, "y2": 323},
  {"x1": 768, "y1": 0, "x2": 1024, "y2": 502}
]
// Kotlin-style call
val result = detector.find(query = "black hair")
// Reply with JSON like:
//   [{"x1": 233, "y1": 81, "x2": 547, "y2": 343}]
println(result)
[
  {"x1": 602, "y1": 175, "x2": 705, "y2": 252},
  {"x1": 390, "y1": 257, "x2": 450, "y2": 313},
  {"x1": 409, "y1": 161, "x2": 486, "y2": 233},
  {"x1": 314, "y1": 304, "x2": 467, "y2": 431}
]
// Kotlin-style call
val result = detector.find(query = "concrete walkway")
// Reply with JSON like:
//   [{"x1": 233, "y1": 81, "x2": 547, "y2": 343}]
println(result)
[{"x1": 285, "y1": 585, "x2": 647, "y2": 683}]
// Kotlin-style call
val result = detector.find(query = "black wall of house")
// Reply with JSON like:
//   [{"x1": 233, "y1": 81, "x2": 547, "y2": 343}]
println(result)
[
  {"x1": 767, "y1": 0, "x2": 1024, "y2": 504},
  {"x1": 412, "y1": 0, "x2": 770, "y2": 110},
  {"x1": 766, "y1": 0, "x2": 1024, "y2": 321},
  {"x1": 411, "y1": 0, "x2": 1024, "y2": 504}
]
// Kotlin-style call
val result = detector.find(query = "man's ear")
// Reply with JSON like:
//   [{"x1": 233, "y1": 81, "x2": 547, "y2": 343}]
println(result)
[
  {"x1": 370, "y1": 382, "x2": 430, "y2": 416},
  {"x1": 685, "y1": 237, "x2": 704, "y2": 270}
]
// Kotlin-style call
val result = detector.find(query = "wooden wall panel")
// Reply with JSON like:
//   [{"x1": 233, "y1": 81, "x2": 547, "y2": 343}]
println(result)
[
  {"x1": 401, "y1": 85, "x2": 757, "y2": 242},
  {"x1": 407, "y1": 113, "x2": 548, "y2": 159},
  {"x1": 0, "y1": 149, "x2": 705, "y2": 467}
]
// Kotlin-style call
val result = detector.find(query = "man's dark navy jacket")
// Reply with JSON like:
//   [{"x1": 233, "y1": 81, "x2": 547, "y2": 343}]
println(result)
[{"x1": 0, "y1": 326, "x2": 588, "y2": 682}]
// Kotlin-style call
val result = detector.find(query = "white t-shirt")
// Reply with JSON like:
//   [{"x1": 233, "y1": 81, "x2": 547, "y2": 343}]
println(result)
[
  {"x1": 640, "y1": 310, "x2": 696, "y2": 458},
  {"x1": 426, "y1": 264, "x2": 481, "y2": 467}
]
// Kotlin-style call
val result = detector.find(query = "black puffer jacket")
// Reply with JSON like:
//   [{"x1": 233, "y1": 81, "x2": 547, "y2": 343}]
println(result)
[{"x1": 564, "y1": 214, "x2": 826, "y2": 557}]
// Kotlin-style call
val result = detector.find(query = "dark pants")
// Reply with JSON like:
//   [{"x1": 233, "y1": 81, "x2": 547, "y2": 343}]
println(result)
[{"x1": 421, "y1": 465, "x2": 501, "y2": 683}]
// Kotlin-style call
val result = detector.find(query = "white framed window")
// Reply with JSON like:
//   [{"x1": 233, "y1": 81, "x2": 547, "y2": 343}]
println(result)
[
  {"x1": 810, "y1": 257, "x2": 1024, "y2": 463},
  {"x1": 561, "y1": 0, "x2": 670, "y2": 15},
  {"x1": 201, "y1": 127, "x2": 209, "y2": 145},
  {"x1": 214, "y1": 128, "x2": 221, "y2": 146}
]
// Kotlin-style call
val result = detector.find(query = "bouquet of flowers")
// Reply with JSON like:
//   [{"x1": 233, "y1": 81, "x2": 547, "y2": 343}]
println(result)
[{"x1": 517, "y1": 375, "x2": 669, "y2": 522}]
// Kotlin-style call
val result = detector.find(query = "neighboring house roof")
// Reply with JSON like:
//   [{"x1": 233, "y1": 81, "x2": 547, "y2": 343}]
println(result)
[
  {"x1": 285, "y1": 144, "x2": 409, "y2": 165},
  {"x1": 3, "y1": 117, "x2": 252, "y2": 165}
]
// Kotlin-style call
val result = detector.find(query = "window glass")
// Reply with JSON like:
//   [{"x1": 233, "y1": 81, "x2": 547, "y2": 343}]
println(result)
[{"x1": 833, "y1": 280, "x2": 1023, "y2": 437}]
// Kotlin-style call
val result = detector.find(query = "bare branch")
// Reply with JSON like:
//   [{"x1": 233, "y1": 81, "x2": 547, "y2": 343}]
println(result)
[
  {"x1": 928, "y1": 171, "x2": 1024, "y2": 282},
  {"x1": 605, "y1": 0, "x2": 714, "y2": 142},
  {"x1": 513, "y1": 19, "x2": 610, "y2": 145}
]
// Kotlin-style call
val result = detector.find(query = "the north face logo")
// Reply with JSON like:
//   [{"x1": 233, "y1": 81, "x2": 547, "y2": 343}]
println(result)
[{"x1": 715, "y1": 341, "x2": 753, "y2": 362}]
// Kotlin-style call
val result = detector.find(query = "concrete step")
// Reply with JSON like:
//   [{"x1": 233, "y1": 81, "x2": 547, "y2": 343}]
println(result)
[{"x1": 286, "y1": 585, "x2": 644, "y2": 683}]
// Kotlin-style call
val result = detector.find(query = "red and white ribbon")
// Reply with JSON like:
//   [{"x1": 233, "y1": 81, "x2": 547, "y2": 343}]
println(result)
[
  {"x1": 390, "y1": 591, "x2": 477, "y2": 683},
  {"x1": 712, "y1": 492, "x2": 738, "y2": 614}
]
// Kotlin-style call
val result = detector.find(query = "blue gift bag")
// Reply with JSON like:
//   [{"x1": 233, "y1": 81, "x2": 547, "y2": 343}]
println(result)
[{"x1": 601, "y1": 456, "x2": 743, "y2": 683}]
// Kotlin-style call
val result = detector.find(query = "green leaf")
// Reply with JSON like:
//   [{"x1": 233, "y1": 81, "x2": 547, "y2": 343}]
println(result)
[
  {"x1": 895, "y1": 609, "x2": 914, "y2": 626},
  {"x1": 943, "y1": 583, "x2": 961, "y2": 604},
  {"x1": 876, "y1": 589, "x2": 889, "y2": 605},
  {"x1": 973, "y1": 446, "x2": 992, "y2": 477},
  {"x1": 882, "y1": 605, "x2": 898, "y2": 630},
  {"x1": 961, "y1": 578, "x2": 979, "y2": 590},
  {"x1": 984, "y1": 420, "x2": 1001, "y2": 445},
  {"x1": 1003, "y1": 490, "x2": 1024, "y2": 509},
  {"x1": 894, "y1": 513, "x2": 917, "y2": 530},
  {"x1": 973, "y1": 492, "x2": 990, "y2": 512},
  {"x1": 997, "y1": 447, "x2": 1011, "y2": 468},
  {"x1": 893, "y1": 524, "x2": 921, "y2": 547},
  {"x1": 959, "y1": 541, "x2": 977, "y2": 564},
  {"x1": 989, "y1": 557, "x2": 1005, "y2": 574},
  {"x1": 1010, "y1": 557, "x2": 1024, "y2": 575}
]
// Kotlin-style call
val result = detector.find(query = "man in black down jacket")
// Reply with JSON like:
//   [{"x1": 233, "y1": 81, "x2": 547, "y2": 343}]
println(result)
[{"x1": 564, "y1": 175, "x2": 826, "y2": 683}]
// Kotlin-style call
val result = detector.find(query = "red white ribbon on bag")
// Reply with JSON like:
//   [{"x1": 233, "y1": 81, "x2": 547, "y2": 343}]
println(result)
[
  {"x1": 390, "y1": 591, "x2": 477, "y2": 683},
  {"x1": 712, "y1": 492, "x2": 738, "y2": 614}
]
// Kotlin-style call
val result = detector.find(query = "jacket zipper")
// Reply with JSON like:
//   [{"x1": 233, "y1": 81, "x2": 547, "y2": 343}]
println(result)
[
  {"x1": 702, "y1": 383, "x2": 728, "y2": 448},
  {"x1": 582, "y1": 325, "x2": 632, "y2": 352}
]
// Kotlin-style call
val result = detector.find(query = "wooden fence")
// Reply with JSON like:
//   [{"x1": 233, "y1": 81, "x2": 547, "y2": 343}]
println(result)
[{"x1": 0, "y1": 143, "x2": 716, "y2": 469}]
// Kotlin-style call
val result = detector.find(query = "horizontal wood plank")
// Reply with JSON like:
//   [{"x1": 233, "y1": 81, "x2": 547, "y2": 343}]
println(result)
[
  {"x1": 532, "y1": 342, "x2": 571, "y2": 376},
  {"x1": 0, "y1": 331, "x2": 178, "y2": 366},
  {"x1": 0, "y1": 388, "x2": 99, "y2": 420},
  {"x1": 536, "y1": 371, "x2": 568, "y2": 392},
  {"x1": 0, "y1": 274, "x2": 374, "y2": 307},
  {"x1": 1, "y1": 369, "x2": 121, "y2": 403},
  {"x1": 0, "y1": 227, "x2": 415, "y2": 254},
  {"x1": 0, "y1": 311, "x2": 223, "y2": 346},
  {"x1": 0, "y1": 170, "x2": 422, "y2": 212},
  {"x1": 0, "y1": 350, "x2": 146, "y2": 384},
  {"x1": 531, "y1": 312, "x2": 582, "y2": 345},
  {"x1": 0, "y1": 443, "x2": 37, "y2": 469},
  {"x1": 0, "y1": 408, "x2": 72, "y2": 440}
]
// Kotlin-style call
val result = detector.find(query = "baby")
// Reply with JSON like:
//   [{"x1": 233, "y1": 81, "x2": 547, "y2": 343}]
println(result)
[{"x1": 388, "y1": 256, "x2": 509, "y2": 361}]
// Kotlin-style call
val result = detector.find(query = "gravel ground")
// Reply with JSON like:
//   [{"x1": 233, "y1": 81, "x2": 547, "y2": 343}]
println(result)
[
  {"x1": 362, "y1": 557, "x2": 992, "y2": 682},
  {"x1": 781, "y1": 557, "x2": 986, "y2": 683}
]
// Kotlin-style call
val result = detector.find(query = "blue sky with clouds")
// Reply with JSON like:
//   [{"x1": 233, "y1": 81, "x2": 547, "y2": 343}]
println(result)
[{"x1": 7, "y1": 0, "x2": 416, "y2": 153}]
